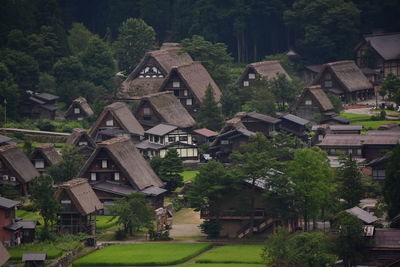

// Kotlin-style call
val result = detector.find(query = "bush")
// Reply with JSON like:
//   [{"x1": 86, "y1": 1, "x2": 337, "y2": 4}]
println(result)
[
  {"x1": 37, "y1": 229, "x2": 57, "y2": 242},
  {"x1": 380, "y1": 110, "x2": 387, "y2": 120},
  {"x1": 20, "y1": 202, "x2": 35, "y2": 211},
  {"x1": 37, "y1": 120, "x2": 55, "y2": 131},
  {"x1": 114, "y1": 228, "x2": 127, "y2": 240},
  {"x1": 200, "y1": 220, "x2": 222, "y2": 239},
  {"x1": 149, "y1": 229, "x2": 172, "y2": 241}
]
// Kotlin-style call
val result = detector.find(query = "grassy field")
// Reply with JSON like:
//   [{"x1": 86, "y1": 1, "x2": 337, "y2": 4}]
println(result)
[
  {"x1": 176, "y1": 264, "x2": 264, "y2": 267},
  {"x1": 195, "y1": 244, "x2": 264, "y2": 264},
  {"x1": 16, "y1": 210, "x2": 44, "y2": 228},
  {"x1": 96, "y1": 216, "x2": 118, "y2": 230},
  {"x1": 340, "y1": 113, "x2": 371, "y2": 121},
  {"x1": 181, "y1": 171, "x2": 199, "y2": 182},
  {"x1": 73, "y1": 243, "x2": 213, "y2": 266},
  {"x1": 351, "y1": 120, "x2": 400, "y2": 130}
]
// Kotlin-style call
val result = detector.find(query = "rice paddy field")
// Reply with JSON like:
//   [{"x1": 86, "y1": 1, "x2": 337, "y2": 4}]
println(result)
[{"x1": 195, "y1": 244, "x2": 264, "y2": 264}]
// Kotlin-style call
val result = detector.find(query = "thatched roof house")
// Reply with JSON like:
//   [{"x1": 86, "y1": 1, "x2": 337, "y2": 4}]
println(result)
[
  {"x1": 30, "y1": 143, "x2": 61, "y2": 173},
  {"x1": 78, "y1": 136, "x2": 165, "y2": 206},
  {"x1": 65, "y1": 128, "x2": 96, "y2": 157},
  {"x1": 65, "y1": 97, "x2": 94, "y2": 121},
  {"x1": 118, "y1": 46, "x2": 193, "y2": 98},
  {"x1": 291, "y1": 85, "x2": 335, "y2": 122},
  {"x1": 159, "y1": 61, "x2": 222, "y2": 116},
  {"x1": 237, "y1": 60, "x2": 291, "y2": 88},
  {"x1": 312, "y1": 60, "x2": 373, "y2": 102},
  {"x1": 135, "y1": 91, "x2": 196, "y2": 129},
  {"x1": 89, "y1": 102, "x2": 144, "y2": 142},
  {"x1": 0, "y1": 144, "x2": 39, "y2": 196}
]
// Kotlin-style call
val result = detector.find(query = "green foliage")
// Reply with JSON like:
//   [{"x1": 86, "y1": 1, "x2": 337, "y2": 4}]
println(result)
[
  {"x1": 47, "y1": 145, "x2": 84, "y2": 184},
  {"x1": 288, "y1": 147, "x2": 335, "y2": 231},
  {"x1": 196, "y1": 244, "x2": 264, "y2": 264},
  {"x1": 38, "y1": 72, "x2": 57, "y2": 94},
  {"x1": 263, "y1": 227, "x2": 337, "y2": 267},
  {"x1": 1, "y1": 183, "x2": 19, "y2": 200},
  {"x1": 22, "y1": 140, "x2": 33, "y2": 155},
  {"x1": 270, "y1": 73, "x2": 302, "y2": 111},
  {"x1": 181, "y1": 35, "x2": 233, "y2": 87},
  {"x1": 199, "y1": 220, "x2": 222, "y2": 239},
  {"x1": 336, "y1": 154, "x2": 365, "y2": 208},
  {"x1": 197, "y1": 85, "x2": 223, "y2": 131},
  {"x1": 159, "y1": 148, "x2": 184, "y2": 191},
  {"x1": 68, "y1": 23, "x2": 96, "y2": 56},
  {"x1": 381, "y1": 73, "x2": 400, "y2": 103},
  {"x1": 334, "y1": 211, "x2": 368, "y2": 266},
  {"x1": 327, "y1": 93, "x2": 343, "y2": 113},
  {"x1": 109, "y1": 193, "x2": 154, "y2": 235},
  {"x1": 148, "y1": 229, "x2": 172, "y2": 241},
  {"x1": 149, "y1": 155, "x2": 163, "y2": 175},
  {"x1": 30, "y1": 174, "x2": 60, "y2": 231},
  {"x1": 113, "y1": 18, "x2": 156, "y2": 74},
  {"x1": 242, "y1": 78, "x2": 276, "y2": 116},
  {"x1": 384, "y1": 144, "x2": 400, "y2": 227},
  {"x1": 0, "y1": 63, "x2": 19, "y2": 120}
]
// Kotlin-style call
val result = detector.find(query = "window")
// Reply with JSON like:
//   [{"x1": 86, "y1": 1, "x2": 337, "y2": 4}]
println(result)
[
  {"x1": 174, "y1": 90, "x2": 180, "y2": 97},
  {"x1": 221, "y1": 140, "x2": 229, "y2": 145},
  {"x1": 179, "y1": 136, "x2": 188, "y2": 142},
  {"x1": 329, "y1": 148, "x2": 335, "y2": 155},
  {"x1": 35, "y1": 160, "x2": 45, "y2": 169},
  {"x1": 173, "y1": 81, "x2": 180, "y2": 88},
  {"x1": 74, "y1": 108, "x2": 80, "y2": 114},
  {"x1": 248, "y1": 73, "x2": 256, "y2": 79},
  {"x1": 106, "y1": 119, "x2": 114, "y2": 126},
  {"x1": 357, "y1": 149, "x2": 362, "y2": 155},
  {"x1": 143, "y1": 107, "x2": 151, "y2": 115},
  {"x1": 372, "y1": 169, "x2": 385, "y2": 180},
  {"x1": 324, "y1": 81, "x2": 332, "y2": 88},
  {"x1": 114, "y1": 172, "x2": 120, "y2": 181},
  {"x1": 10, "y1": 177, "x2": 16, "y2": 182},
  {"x1": 61, "y1": 200, "x2": 71, "y2": 204},
  {"x1": 305, "y1": 100, "x2": 312, "y2": 105},
  {"x1": 154, "y1": 136, "x2": 159, "y2": 143},
  {"x1": 78, "y1": 141, "x2": 88, "y2": 146},
  {"x1": 318, "y1": 134, "x2": 324, "y2": 141},
  {"x1": 2, "y1": 175, "x2": 8, "y2": 181},
  {"x1": 77, "y1": 117, "x2": 83, "y2": 121},
  {"x1": 183, "y1": 90, "x2": 188, "y2": 96},
  {"x1": 102, "y1": 160, "x2": 108, "y2": 168},
  {"x1": 243, "y1": 81, "x2": 249, "y2": 87},
  {"x1": 168, "y1": 136, "x2": 176, "y2": 143},
  {"x1": 186, "y1": 98, "x2": 193, "y2": 106},
  {"x1": 90, "y1": 173, "x2": 97, "y2": 181}
]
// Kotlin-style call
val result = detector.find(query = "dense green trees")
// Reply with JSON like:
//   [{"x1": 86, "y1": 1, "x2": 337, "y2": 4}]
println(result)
[
  {"x1": 158, "y1": 148, "x2": 184, "y2": 191},
  {"x1": 48, "y1": 145, "x2": 84, "y2": 184},
  {"x1": 0, "y1": 63, "x2": 19, "y2": 120},
  {"x1": 197, "y1": 86, "x2": 223, "y2": 131},
  {"x1": 384, "y1": 144, "x2": 400, "y2": 227}
]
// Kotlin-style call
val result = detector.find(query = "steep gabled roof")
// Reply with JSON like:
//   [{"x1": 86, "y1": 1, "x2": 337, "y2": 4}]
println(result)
[
  {"x1": 314, "y1": 60, "x2": 372, "y2": 92},
  {"x1": 30, "y1": 143, "x2": 61, "y2": 166},
  {"x1": 119, "y1": 47, "x2": 193, "y2": 97},
  {"x1": 65, "y1": 128, "x2": 96, "y2": 148},
  {"x1": 160, "y1": 62, "x2": 222, "y2": 103},
  {"x1": 0, "y1": 144, "x2": 39, "y2": 183},
  {"x1": 240, "y1": 111, "x2": 281, "y2": 124},
  {"x1": 292, "y1": 86, "x2": 334, "y2": 112},
  {"x1": 79, "y1": 136, "x2": 164, "y2": 190},
  {"x1": 89, "y1": 102, "x2": 144, "y2": 137},
  {"x1": 239, "y1": 60, "x2": 291, "y2": 83},
  {"x1": 280, "y1": 114, "x2": 310, "y2": 126},
  {"x1": 138, "y1": 92, "x2": 196, "y2": 128},
  {"x1": 358, "y1": 32, "x2": 400, "y2": 61},
  {"x1": 56, "y1": 178, "x2": 103, "y2": 216},
  {"x1": 65, "y1": 97, "x2": 94, "y2": 117}
]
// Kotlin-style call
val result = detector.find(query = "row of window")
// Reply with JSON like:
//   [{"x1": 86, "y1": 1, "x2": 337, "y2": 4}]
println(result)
[
  {"x1": 243, "y1": 73, "x2": 256, "y2": 86},
  {"x1": 90, "y1": 172, "x2": 120, "y2": 181},
  {"x1": 328, "y1": 148, "x2": 362, "y2": 156},
  {"x1": 148, "y1": 135, "x2": 189, "y2": 144},
  {"x1": 2, "y1": 175, "x2": 16, "y2": 182}
]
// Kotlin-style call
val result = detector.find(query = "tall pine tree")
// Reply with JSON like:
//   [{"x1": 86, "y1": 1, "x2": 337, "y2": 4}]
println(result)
[
  {"x1": 197, "y1": 85, "x2": 223, "y2": 131},
  {"x1": 159, "y1": 148, "x2": 184, "y2": 191}
]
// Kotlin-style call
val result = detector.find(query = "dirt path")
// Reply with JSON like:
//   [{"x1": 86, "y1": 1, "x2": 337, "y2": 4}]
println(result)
[{"x1": 170, "y1": 208, "x2": 205, "y2": 239}]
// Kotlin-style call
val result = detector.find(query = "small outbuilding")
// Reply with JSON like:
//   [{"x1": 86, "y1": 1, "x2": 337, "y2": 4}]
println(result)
[{"x1": 22, "y1": 253, "x2": 46, "y2": 267}]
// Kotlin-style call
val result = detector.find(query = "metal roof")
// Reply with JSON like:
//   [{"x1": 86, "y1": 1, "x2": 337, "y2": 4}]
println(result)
[
  {"x1": 0, "y1": 196, "x2": 20, "y2": 209},
  {"x1": 22, "y1": 253, "x2": 47, "y2": 261},
  {"x1": 145, "y1": 124, "x2": 178, "y2": 136},
  {"x1": 346, "y1": 206, "x2": 378, "y2": 224}
]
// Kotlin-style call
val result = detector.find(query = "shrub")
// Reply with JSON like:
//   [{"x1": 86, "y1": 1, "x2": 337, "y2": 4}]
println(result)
[
  {"x1": 200, "y1": 220, "x2": 222, "y2": 238},
  {"x1": 37, "y1": 120, "x2": 55, "y2": 131},
  {"x1": 114, "y1": 228, "x2": 127, "y2": 240},
  {"x1": 380, "y1": 110, "x2": 386, "y2": 120},
  {"x1": 149, "y1": 229, "x2": 172, "y2": 241},
  {"x1": 37, "y1": 229, "x2": 57, "y2": 242}
]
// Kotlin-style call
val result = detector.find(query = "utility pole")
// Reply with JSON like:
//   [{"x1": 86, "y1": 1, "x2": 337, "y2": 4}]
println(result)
[{"x1": 4, "y1": 99, "x2": 7, "y2": 125}]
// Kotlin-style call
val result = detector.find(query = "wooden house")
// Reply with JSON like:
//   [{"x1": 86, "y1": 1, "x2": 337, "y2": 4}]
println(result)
[
  {"x1": 159, "y1": 62, "x2": 222, "y2": 117},
  {"x1": 89, "y1": 102, "x2": 144, "y2": 143},
  {"x1": 311, "y1": 124, "x2": 363, "y2": 145},
  {"x1": 290, "y1": 86, "x2": 335, "y2": 122},
  {"x1": 136, "y1": 123, "x2": 199, "y2": 161},
  {"x1": 65, "y1": 128, "x2": 96, "y2": 159},
  {"x1": 30, "y1": 144, "x2": 61, "y2": 173},
  {"x1": 0, "y1": 197, "x2": 19, "y2": 245},
  {"x1": 0, "y1": 243, "x2": 10, "y2": 266},
  {"x1": 366, "y1": 153, "x2": 391, "y2": 183},
  {"x1": 192, "y1": 128, "x2": 219, "y2": 145},
  {"x1": 278, "y1": 114, "x2": 310, "y2": 140},
  {"x1": 317, "y1": 131, "x2": 400, "y2": 162},
  {"x1": 78, "y1": 136, "x2": 166, "y2": 210},
  {"x1": 301, "y1": 64, "x2": 324, "y2": 85},
  {"x1": 20, "y1": 91, "x2": 59, "y2": 120},
  {"x1": 0, "y1": 145, "x2": 39, "y2": 196},
  {"x1": 134, "y1": 91, "x2": 196, "y2": 130},
  {"x1": 312, "y1": 60, "x2": 373, "y2": 102},
  {"x1": 118, "y1": 45, "x2": 193, "y2": 98},
  {"x1": 201, "y1": 180, "x2": 296, "y2": 238},
  {"x1": 355, "y1": 32, "x2": 400, "y2": 78},
  {"x1": 65, "y1": 97, "x2": 94, "y2": 121},
  {"x1": 235, "y1": 112, "x2": 281, "y2": 137},
  {"x1": 55, "y1": 178, "x2": 103, "y2": 235},
  {"x1": 22, "y1": 253, "x2": 46, "y2": 267},
  {"x1": 237, "y1": 60, "x2": 291, "y2": 88}
]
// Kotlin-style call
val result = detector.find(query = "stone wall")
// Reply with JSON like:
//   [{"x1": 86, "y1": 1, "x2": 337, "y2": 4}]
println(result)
[{"x1": 47, "y1": 247, "x2": 82, "y2": 267}]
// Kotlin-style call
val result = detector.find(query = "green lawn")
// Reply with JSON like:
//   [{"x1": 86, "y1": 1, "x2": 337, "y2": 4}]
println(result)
[
  {"x1": 73, "y1": 243, "x2": 213, "y2": 266},
  {"x1": 351, "y1": 120, "x2": 399, "y2": 130},
  {"x1": 181, "y1": 171, "x2": 199, "y2": 182},
  {"x1": 176, "y1": 264, "x2": 264, "y2": 267},
  {"x1": 195, "y1": 244, "x2": 264, "y2": 264},
  {"x1": 340, "y1": 113, "x2": 371, "y2": 121},
  {"x1": 16, "y1": 210, "x2": 44, "y2": 228},
  {"x1": 96, "y1": 215, "x2": 118, "y2": 230}
]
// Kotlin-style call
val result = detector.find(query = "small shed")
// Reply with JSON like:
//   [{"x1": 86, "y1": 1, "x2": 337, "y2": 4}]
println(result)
[{"x1": 22, "y1": 253, "x2": 46, "y2": 267}]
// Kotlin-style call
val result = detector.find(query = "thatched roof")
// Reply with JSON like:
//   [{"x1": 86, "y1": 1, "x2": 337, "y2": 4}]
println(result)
[
  {"x1": 89, "y1": 102, "x2": 144, "y2": 138},
  {"x1": 314, "y1": 60, "x2": 372, "y2": 92},
  {"x1": 0, "y1": 144, "x2": 39, "y2": 183},
  {"x1": 79, "y1": 136, "x2": 164, "y2": 191},
  {"x1": 137, "y1": 92, "x2": 196, "y2": 128},
  {"x1": 65, "y1": 97, "x2": 94, "y2": 117},
  {"x1": 358, "y1": 32, "x2": 400, "y2": 60},
  {"x1": 160, "y1": 62, "x2": 222, "y2": 103},
  {"x1": 65, "y1": 128, "x2": 96, "y2": 148},
  {"x1": 318, "y1": 134, "x2": 400, "y2": 147},
  {"x1": 239, "y1": 60, "x2": 291, "y2": 83},
  {"x1": 239, "y1": 111, "x2": 281, "y2": 124},
  {"x1": 30, "y1": 143, "x2": 61, "y2": 166},
  {"x1": 119, "y1": 47, "x2": 193, "y2": 98},
  {"x1": 0, "y1": 243, "x2": 10, "y2": 266},
  {"x1": 193, "y1": 128, "x2": 218, "y2": 137},
  {"x1": 56, "y1": 178, "x2": 103, "y2": 216},
  {"x1": 292, "y1": 86, "x2": 334, "y2": 112}
]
